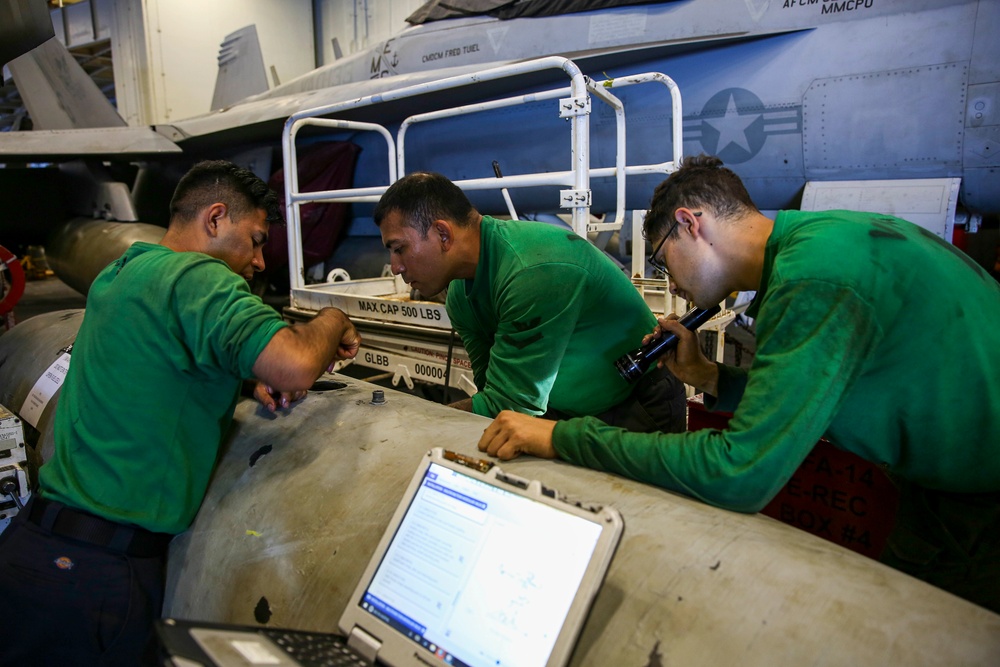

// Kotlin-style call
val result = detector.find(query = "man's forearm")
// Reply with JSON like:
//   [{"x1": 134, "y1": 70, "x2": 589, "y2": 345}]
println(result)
[
  {"x1": 688, "y1": 360, "x2": 720, "y2": 397},
  {"x1": 252, "y1": 308, "x2": 358, "y2": 391}
]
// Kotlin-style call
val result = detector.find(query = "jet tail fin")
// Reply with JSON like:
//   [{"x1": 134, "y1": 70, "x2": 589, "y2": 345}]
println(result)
[
  {"x1": 211, "y1": 25, "x2": 269, "y2": 111},
  {"x1": 3, "y1": 0, "x2": 125, "y2": 130},
  {"x1": 8, "y1": 37, "x2": 127, "y2": 130}
]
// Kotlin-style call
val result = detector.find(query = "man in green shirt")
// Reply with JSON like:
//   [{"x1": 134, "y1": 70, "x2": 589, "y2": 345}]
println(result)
[
  {"x1": 0, "y1": 161, "x2": 361, "y2": 666},
  {"x1": 374, "y1": 171, "x2": 686, "y2": 432},
  {"x1": 479, "y1": 155, "x2": 1000, "y2": 611}
]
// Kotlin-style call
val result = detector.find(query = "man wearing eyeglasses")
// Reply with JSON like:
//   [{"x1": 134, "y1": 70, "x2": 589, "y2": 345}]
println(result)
[
  {"x1": 374, "y1": 171, "x2": 686, "y2": 432},
  {"x1": 479, "y1": 154, "x2": 1000, "y2": 612}
]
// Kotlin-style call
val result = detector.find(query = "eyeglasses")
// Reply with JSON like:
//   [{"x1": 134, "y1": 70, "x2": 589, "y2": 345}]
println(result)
[
  {"x1": 647, "y1": 220, "x2": 677, "y2": 275},
  {"x1": 647, "y1": 212, "x2": 699, "y2": 275}
]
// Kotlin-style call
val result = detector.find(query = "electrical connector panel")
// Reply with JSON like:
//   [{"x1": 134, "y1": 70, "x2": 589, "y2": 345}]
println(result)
[{"x1": 0, "y1": 404, "x2": 29, "y2": 533}]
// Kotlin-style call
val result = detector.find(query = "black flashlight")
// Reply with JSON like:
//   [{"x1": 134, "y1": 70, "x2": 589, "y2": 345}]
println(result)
[{"x1": 615, "y1": 305, "x2": 722, "y2": 383}]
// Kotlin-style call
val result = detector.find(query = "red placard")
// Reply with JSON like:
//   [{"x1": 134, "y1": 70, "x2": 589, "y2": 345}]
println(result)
[{"x1": 687, "y1": 397, "x2": 899, "y2": 559}]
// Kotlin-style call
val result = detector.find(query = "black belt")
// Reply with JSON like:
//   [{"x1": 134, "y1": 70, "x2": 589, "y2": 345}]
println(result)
[{"x1": 26, "y1": 497, "x2": 173, "y2": 558}]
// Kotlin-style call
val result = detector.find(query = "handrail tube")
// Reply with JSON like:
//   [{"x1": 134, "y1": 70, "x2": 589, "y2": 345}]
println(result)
[
  {"x1": 598, "y1": 72, "x2": 683, "y2": 170},
  {"x1": 289, "y1": 171, "x2": 582, "y2": 207},
  {"x1": 586, "y1": 82, "x2": 626, "y2": 230},
  {"x1": 570, "y1": 91, "x2": 588, "y2": 237},
  {"x1": 287, "y1": 164, "x2": 680, "y2": 208},
  {"x1": 447, "y1": 172, "x2": 578, "y2": 191},
  {"x1": 284, "y1": 56, "x2": 585, "y2": 129},
  {"x1": 289, "y1": 185, "x2": 394, "y2": 202},
  {"x1": 581, "y1": 72, "x2": 682, "y2": 234},
  {"x1": 398, "y1": 87, "x2": 571, "y2": 177}
]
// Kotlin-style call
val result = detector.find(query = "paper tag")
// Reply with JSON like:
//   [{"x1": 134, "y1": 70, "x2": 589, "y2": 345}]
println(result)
[{"x1": 20, "y1": 352, "x2": 71, "y2": 428}]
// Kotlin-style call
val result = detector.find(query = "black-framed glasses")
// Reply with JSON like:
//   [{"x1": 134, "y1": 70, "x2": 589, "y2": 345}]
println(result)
[
  {"x1": 647, "y1": 212, "x2": 700, "y2": 275},
  {"x1": 647, "y1": 220, "x2": 677, "y2": 275}
]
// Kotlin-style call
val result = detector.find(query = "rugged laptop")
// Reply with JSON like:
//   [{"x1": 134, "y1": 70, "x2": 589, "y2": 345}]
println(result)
[{"x1": 158, "y1": 447, "x2": 623, "y2": 667}]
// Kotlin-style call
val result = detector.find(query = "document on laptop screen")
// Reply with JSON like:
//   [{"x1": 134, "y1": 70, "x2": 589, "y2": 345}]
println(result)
[{"x1": 360, "y1": 462, "x2": 602, "y2": 667}]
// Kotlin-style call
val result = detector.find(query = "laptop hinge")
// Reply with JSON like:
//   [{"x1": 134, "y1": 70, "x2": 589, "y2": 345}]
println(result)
[{"x1": 348, "y1": 626, "x2": 382, "y2": 664}]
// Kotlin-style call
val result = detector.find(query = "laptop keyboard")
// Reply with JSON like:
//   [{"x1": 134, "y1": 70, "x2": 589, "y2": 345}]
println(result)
[{"x1": 263, "y1": 629, "x2": 369, "y2": 666}]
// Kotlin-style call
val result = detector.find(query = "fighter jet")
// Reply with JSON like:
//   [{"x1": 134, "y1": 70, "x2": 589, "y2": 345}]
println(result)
[{"x1": 1, "y1": 0, "x2": 997, "y2": 279}]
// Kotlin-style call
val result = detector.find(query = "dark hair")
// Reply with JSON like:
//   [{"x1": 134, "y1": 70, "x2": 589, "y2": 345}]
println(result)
[
  {"x1": 373, "y1": 172, "x2": 476, "y2": 236},
  {"x1": 169, "y1": 160, "x2": 283, "y2": 225},
  {"x1": 644, "y1": 154, "x2": 758, "y2": 240}
]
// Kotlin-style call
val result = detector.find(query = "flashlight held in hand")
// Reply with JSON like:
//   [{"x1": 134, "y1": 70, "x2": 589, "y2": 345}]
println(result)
[{"x1": 615, "y1": 305, "x2": 722, "y2": 383}]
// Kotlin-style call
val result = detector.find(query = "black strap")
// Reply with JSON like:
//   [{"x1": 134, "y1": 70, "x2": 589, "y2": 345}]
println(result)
[{"x1": 27, "y1": 497, "x2": 173, "y2": 558}]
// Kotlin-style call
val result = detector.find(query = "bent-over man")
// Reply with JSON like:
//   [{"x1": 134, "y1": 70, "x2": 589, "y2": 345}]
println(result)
[
  {"x1": 479, "y1": 155, "x2": 1000, "y2": 612},
  {"x1": 0, "y1": 160, "x2": 361, "y2": 666},
  {"x1": 374, "y1": 171, "x2": 686, "y2": 433}
]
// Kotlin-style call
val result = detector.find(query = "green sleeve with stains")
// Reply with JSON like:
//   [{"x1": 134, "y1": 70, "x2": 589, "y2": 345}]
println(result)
[{"x1": 553, "y1": 279, "x2": 882, "y2": 512}]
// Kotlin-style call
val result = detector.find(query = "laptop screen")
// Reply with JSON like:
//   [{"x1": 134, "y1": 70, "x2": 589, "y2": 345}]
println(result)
[{"x1": 359, "y1": 461, "x2": 603, "y2": 667}]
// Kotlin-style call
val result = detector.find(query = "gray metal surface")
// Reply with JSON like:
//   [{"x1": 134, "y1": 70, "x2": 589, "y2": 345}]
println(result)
[
  {"x1": 45, "y1": 219, "x2": 166, "y2": 296},
  {"x1": 0, "y1": 126, "x2": 183, "y2": 161},
  {"x1": 1, "y1": 311, "x2": 998, "y2": 665},
  {"x1": 165, "y1": 389, "x2": 1000, "y2": 665},
  {"x1": 0, "y1": 310, "x2": 81, "y2": 461}
]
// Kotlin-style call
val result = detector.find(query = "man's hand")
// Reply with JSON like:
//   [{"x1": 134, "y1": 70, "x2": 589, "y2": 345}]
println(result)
[
  {"x1": 253, "y1": 382, "x2": 307, "y2": 412},
  {"x1": 478, "y1": 411, "x2": 559, "y2": 461},
  {"x1": 650, "y1": 314, "x2": 719, "y2": 396},
  {"x1": 332, "y1": 319, "x2": 362, "y2": 371}
]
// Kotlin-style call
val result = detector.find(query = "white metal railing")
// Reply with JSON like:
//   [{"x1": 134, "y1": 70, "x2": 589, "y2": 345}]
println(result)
[
  {"x1": 281, "y1": 56, "x2": 684, "y2": 291},
  {"x1": 588, "y1": 72, "x2": 684, "y2": 232},
  {"x1": 282, "y1": 56, "x2": 588, "y2": 289}
]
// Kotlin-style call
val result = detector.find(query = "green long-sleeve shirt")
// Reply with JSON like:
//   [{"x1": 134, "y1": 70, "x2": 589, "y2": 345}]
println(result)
[
  {"x1": 553, "y1": 210, "x2": 1000, "y2": 512},
  {"x1": 446, "y1": 216, "x2": 657, "y2": 418}
]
